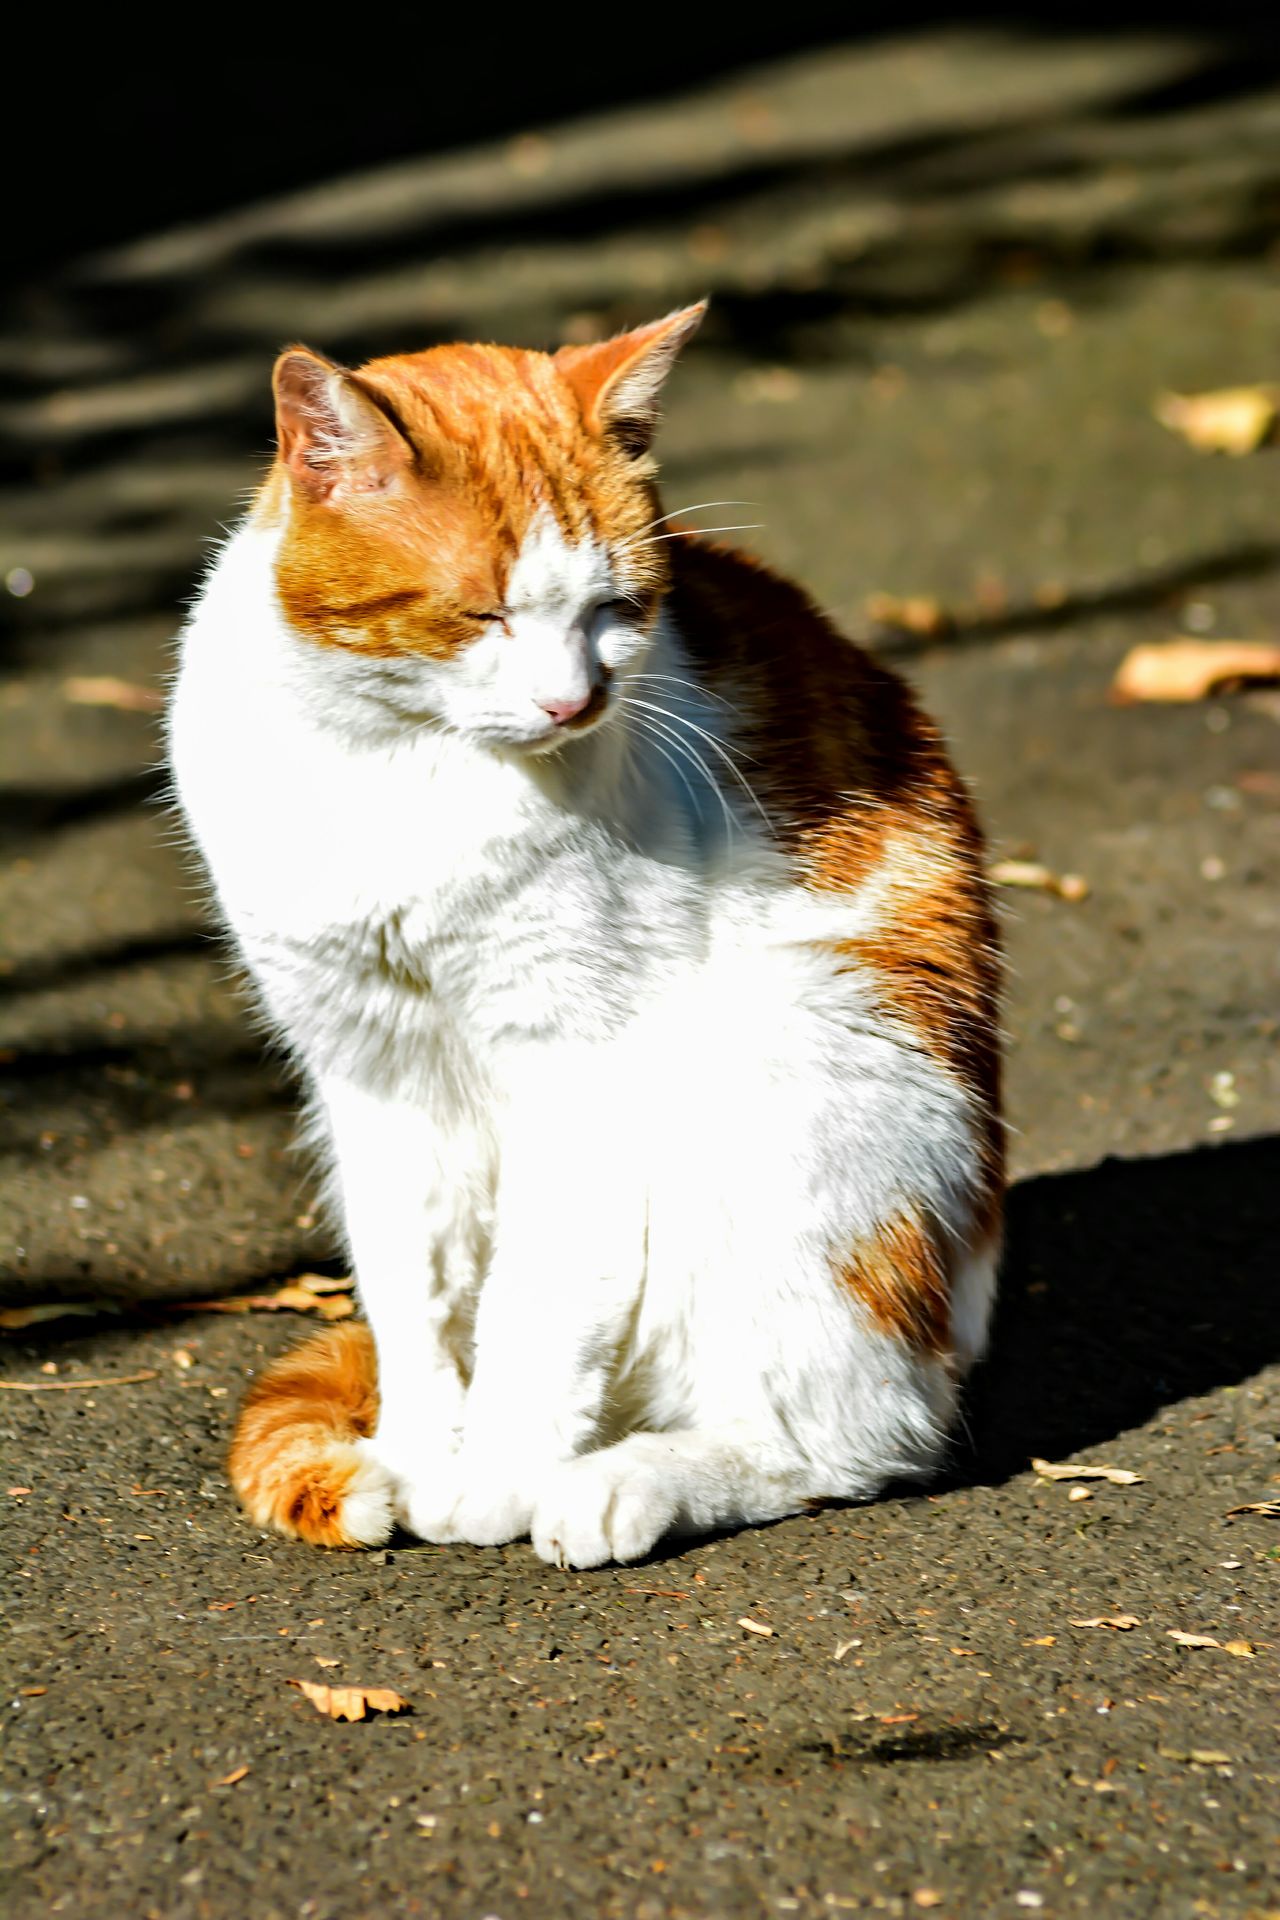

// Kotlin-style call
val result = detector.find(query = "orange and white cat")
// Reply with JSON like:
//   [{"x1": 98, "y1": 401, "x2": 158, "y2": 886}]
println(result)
[{"x1": 168, "y1": 305, "x2": 1002, "y2": 1568}]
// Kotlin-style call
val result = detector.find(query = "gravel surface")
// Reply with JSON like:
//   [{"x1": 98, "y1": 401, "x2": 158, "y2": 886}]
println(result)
[{"x1": 2, "y1": 27, "x2": 1278, "y2": 1918}]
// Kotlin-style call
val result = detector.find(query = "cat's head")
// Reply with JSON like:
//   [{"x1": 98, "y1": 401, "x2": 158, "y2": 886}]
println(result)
[{"x1": 263, "y1": 305, "x2": 705, "y2": 751}]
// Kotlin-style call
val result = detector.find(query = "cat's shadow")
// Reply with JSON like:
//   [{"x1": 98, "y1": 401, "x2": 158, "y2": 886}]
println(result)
[
  {"x1": 942, "y1": 1130, "x2": 1278, "y2": 1490},
  {"x1": 621, "y1": 1131, "x2": 1280, "y2": 1556}
]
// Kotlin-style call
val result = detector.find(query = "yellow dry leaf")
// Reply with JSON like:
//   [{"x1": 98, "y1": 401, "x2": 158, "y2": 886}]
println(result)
[
  {"x1": 865, "y1": 591, "x2": 953, "y2": 638},
  {"x1": 991, "y1": 860, "x2": 1089, "y2": 902},
  {"x1": 1167, "y1": 1630, "x2": 1220, "y2": 1649},
  {"x1": 1222, "y1": 1640, "x2": 1256, "y2": 1659},
  {"x1": 213, "y1": 1765, "x2": 250, "y2": 1786},
  {"x1": 1032, "y1": 1458, "x2": 1142, "y2": 1486},
  {"x1": 1024, "y1": 1636, "x2": 1057, "y2": 1647},
  {"x1": 737, "y1": 1617, "x2": 774, "y2": 1637},
  {"x1": 1111, "y1": 638, "x2": 1280, "y2": 704},
  {"x1": 62, "y1": 675, "x2": 165, "y2": 713},
  {"x1": 1070, "y1": 1615, "x2": 1141, "y2": 1631},
  {"x1": 1225, "y1": 1500, "x2": 1280, "y2": 1518},
  {"x1": 1155, "y1": 385, "x2": 1280, "y2": 455},
  {"x1": 290, "y1": 1679, "x2": 410, "y2": 1721}
]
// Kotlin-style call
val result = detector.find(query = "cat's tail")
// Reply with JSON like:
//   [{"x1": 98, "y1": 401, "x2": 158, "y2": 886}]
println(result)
[{"x1": 228, "y1": 1321, "x2": 394, "y2": 1548}]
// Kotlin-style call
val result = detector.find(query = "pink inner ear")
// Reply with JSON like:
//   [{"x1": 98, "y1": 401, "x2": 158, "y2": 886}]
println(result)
[{"x1": 273, "y1": 349, "x2": 410, "y2": 502}]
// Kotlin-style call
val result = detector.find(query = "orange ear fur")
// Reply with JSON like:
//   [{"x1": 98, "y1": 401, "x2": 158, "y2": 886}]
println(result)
[
  {"x1": 273, "y1": 346, "x2": 413, "y2": 502},
  {"x1": 555, "y1": 302, "x2": 706, "y2": 446}
]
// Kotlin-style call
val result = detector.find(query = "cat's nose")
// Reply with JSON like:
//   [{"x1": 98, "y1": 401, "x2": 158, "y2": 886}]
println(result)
[{"x1": 539, "y1": 689, "x2": 594, "y2": 726}]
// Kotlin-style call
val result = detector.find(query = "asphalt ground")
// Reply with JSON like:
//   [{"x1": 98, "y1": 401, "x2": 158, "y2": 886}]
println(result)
[{"x1": 2, "y1": 27, "x2": 1278, "y2": 1919}]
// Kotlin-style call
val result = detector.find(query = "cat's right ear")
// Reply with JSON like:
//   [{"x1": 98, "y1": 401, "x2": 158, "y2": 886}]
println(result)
[{"x1": 273, "y1": 347, "x2": 412, "y2": 503}]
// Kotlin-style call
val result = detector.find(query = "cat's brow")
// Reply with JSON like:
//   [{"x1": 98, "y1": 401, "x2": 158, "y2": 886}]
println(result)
[{"x1": 305, "y1": 588, "x2": 426, "y2": 620}]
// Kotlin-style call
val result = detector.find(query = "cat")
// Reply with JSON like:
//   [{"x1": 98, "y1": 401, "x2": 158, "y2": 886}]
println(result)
[{"x1": 167, "y1": 303, "x2": 1002, "y2": 1569}]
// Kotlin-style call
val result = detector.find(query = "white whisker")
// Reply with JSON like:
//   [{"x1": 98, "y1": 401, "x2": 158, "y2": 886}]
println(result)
[
  {"x1": 618, "y1": 522, "x2": 763, "y2": 553},
  {"x1": 624, "y1": 696, "x2": 773, "y2": 834},
  {"x1": 622, "y1": 700, "x2": 737, "y2": 845}
]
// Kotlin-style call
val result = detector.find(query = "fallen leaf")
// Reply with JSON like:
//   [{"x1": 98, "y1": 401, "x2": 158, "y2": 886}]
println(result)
[
  {"x1": 1110, "y1": 638, "x2": 1280, "y2": 704},
  {"x1": 1155, "y1": 385, "x2": 1280, "y2": 455},
  {"x1": 833, "y1": 1637, "x2": 862, "y2": 1661},
  {"x1": 1225, "y1": 1500, "x2": 1280, "y2": 1518},
  {"x1": 1167, "y1": 1630, "x2": 1221, "y2": 1649},
  {"x1": 865, "y1": 591, "x2": 953, "y2": 638},
  {"x1": 1222, "y1": 1640, "x2": 1256, "y2": 1658},
  {"x1": 172, "y1": 1274, "x2": 355, "y2": 1320},
  {"x1": 213, "y1": 1765, "x2": 250, "y2": 1787},
  {"x1": 1159, "y1": 1747, "x2": 1233, "y2": 1765},
  {"x1": 19, "y1": 1686, "x2": 46, "y2": 1696},
  {"x1": 624, "y1": 1588, "x2": 689, "y2": 1599},
  {"x1": 0, "y1": 1370, "x2": 158, "y2": 1393},
  {"x1": 1070, "y1": 1615, "x2": 1141, "y2": 1631},
  {"x1": 0, "y1": 1301, "x2": 119, "y2": 1330},
  {"x1": 289, "y1": 1679, "x2": 410, "y2": 1721},
  {"x1": 1023, "y1": 1637, "x2": 1057, "y2": 1647},
  {"x1": 914, "y1": 1894, "x2": 945, "y2": 1910},
  {"x1": 62, "y1": 675, "x2": 165, "y2": 713},
  {"x1": 876, "y1": 1712, "x2": 919, "y2": 1725},
  {"x1": 1032, "y1": 1457, "x2": 1143, "y2": 1486},
  {"x1": 991, "y1": 860, "x2": 1089, "y2": 901},
  {"x1": 737, "y1": 1617, "x2": 773, "y2": 1637},
  {"x1": 315, "y1": 1656, "x2": 341, "y2": 1669},
  {"x1": 7, "y1": 1488, "x2": 32, "y2": 1497}
]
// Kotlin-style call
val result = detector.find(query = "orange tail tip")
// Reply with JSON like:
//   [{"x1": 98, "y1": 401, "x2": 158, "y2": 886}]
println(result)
[{"x1": 228, "y1": 1321, "x2": 392, "y2": 1548}]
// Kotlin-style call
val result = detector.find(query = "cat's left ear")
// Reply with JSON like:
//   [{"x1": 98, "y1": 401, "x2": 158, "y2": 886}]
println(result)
[{"x1": 555, "y1": 302, "x2": 706, "y2": 449}]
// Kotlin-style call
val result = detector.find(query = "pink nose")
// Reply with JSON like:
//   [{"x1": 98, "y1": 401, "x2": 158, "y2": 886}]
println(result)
[{"x1": 540, "y1": 690, "x2": 593, "y2": 726}]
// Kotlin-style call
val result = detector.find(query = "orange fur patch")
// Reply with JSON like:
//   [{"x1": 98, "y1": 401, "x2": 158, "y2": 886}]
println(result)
[
  {"x1": 668, "y1": 539, "x2": 1004, "y2": 1229},
  {"x1": 228, "y1": 1322, "x2": 379, "y2": 1547},
  {"x1": 834, "y1": 1212, "x2": 951, "y2": 1354}
]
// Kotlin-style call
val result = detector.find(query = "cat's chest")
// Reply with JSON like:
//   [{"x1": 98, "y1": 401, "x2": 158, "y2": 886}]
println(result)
[{"x1": 233, "y1": 733, "x2": 704, "y2": 1054}]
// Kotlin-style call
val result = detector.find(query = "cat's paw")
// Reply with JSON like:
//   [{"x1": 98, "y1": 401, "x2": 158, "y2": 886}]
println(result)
[
  {"x1": 531, "y1": 1450, "x2": 679, "y2": 1569},
  {"x1": 402, "y1": 1450, "x2": 535, "y2": 1548}
]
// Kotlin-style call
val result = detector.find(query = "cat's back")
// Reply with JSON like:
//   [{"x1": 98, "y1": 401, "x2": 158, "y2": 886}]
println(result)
[{"x1": 670, "y1": 538, "x2": 1002, "y2": 1184}]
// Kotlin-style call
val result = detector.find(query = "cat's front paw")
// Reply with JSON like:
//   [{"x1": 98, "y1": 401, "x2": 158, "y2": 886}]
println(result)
[
  {"x1": 531, "y1": 1450, "x2": 679, "y2": 1569},
  {"x1": 402, "y1": 1449, "x2": 536, "y2": 1548}
]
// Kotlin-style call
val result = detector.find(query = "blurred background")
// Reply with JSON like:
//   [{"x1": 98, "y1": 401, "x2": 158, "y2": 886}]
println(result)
[{"x1": 2, "y1": 11, "x2": 1278, "y2": 1305}]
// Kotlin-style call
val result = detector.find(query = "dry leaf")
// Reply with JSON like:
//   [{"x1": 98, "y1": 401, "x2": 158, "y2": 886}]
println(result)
[
  {"x1": 1110, "y1": 638, "x2": 1280, "y2": 704},
  {"x1": 1167, "y1": 1630, "x2": 1220, "y2": 1649},
  {"x1": 1159, "y1": 1746, "x2": 1232, "y2": 1765},
  {"x1": 290, "y1": 1679, "x2": 410, "y2": 1722},
  {"x1": 0, "y1": 1301, "x2": 118, "y2": 1330},
  {"x1": 1024, "y1": 1637, "x2": 1056, "y2": 1647},
  {"x1": 62, "y1": 675, "x2": 165, "y2": 713},
  {"x1": 175, "y1": 1274, "x2": 354, "y2": 1320},
  {"x1": 1155, "y1": 385, "x2": 1280, "y2": 455},
  {"x1": 315, "y1": 1656, "x2": 341, "y2": 1669},
  {"x1": 1223, "y1": 1640, "x2": 1256, "y2": 1658},
  {"x1": 1070, "y1": 1615, "x2": 1141, "y2": 1631},
  {"x1": 865, "y1": 591, "x2": 953, "y2": 638},
  {"x1": 1068, "y1": 1486, "x2": 1093, "y2": 1502},
  {"x1": 0, "y1": 1370, "x2": 158, "y2": 1393},
  {"x1": 1032, "y1": 1457, "x2": 1142, "y2": 1486},
  {"x1": 991, "y1": 860, "x2": 1089, "y2": 901},
  {"x1": 737, "y1": 1617, "x2": 774, "y2": 1637},
  {"x1": 914, "y1": 1894, "x2": 945, "y2": 1910},
  {"x1": 1225, "y1": 1500, "x2": 1280, "y2": 1518},
  {"x1": 214, "y1": 1765, "x2": 250, "y2": 1786}
]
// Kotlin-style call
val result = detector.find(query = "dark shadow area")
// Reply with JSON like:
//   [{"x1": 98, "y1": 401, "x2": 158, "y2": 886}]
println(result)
[
  {"x1": 956, "y1": 1132, "x2": 1280, "y2": 1485},
  {"x1": 0, "y1": 769, "x2": 169, "y2": 844},
  {"x1": 868, "y1": 539, "x2": 1280, "y2": 658}
]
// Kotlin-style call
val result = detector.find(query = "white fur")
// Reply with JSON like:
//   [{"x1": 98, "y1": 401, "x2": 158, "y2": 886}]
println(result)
[{"x1": 169, "y1": 510, "x2": 995, "y2": 1567}]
